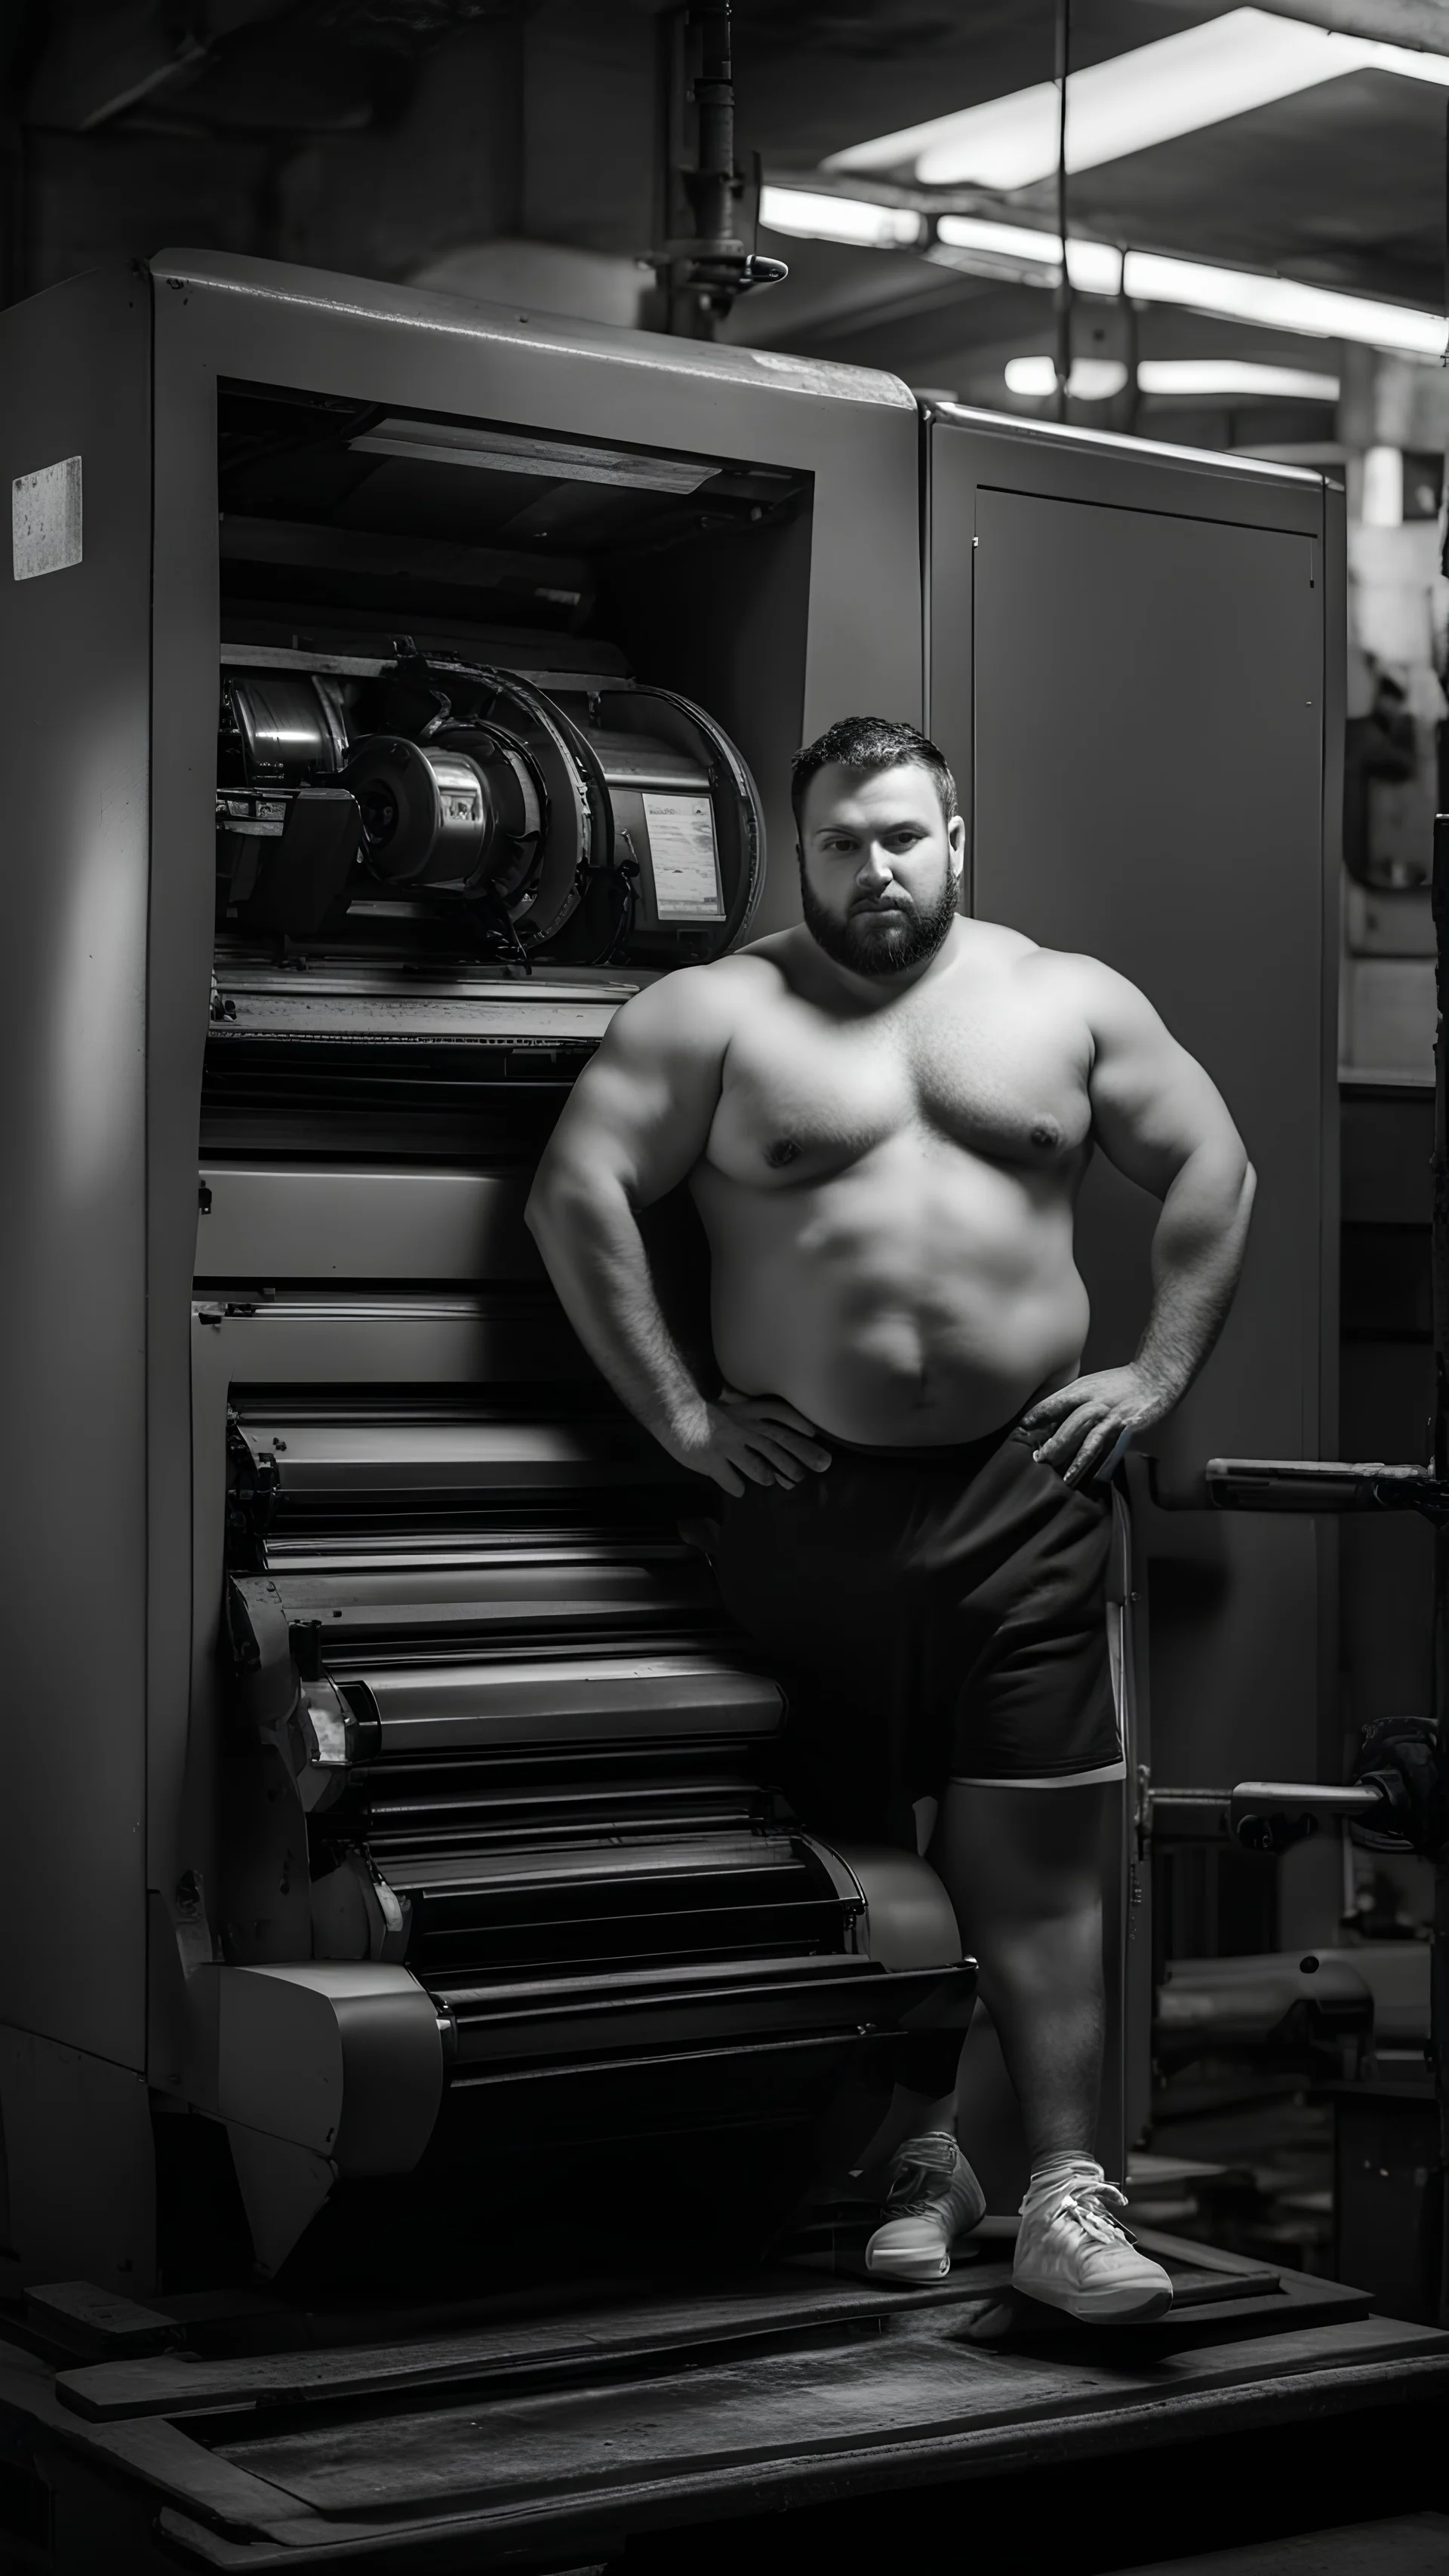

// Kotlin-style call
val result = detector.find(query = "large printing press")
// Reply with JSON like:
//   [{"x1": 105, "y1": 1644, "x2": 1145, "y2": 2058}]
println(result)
[
  {"x1": 0, "y1": 253, "x2": 1337, "y2": 2310},
  {"x1": 202, "y1": 636, "x2": 977, "y2": 2282},
  {"x1": 189, "y1": 343, "x2": 983, "y2": 2286}
]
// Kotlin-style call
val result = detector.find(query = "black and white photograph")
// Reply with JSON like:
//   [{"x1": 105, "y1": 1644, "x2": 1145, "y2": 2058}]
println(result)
[{"x1": 0, "y1": 2, "x2": 1447, "y2": 2568}]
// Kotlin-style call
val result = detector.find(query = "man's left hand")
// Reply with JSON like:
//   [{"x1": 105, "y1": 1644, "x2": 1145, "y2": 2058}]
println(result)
[{"x1": 1012, "y1": 1363, "x2": 1180, "y2": 1489}]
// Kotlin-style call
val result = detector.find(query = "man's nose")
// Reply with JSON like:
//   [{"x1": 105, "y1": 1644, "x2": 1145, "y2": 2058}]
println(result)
[{"x1": 854, "y1": 842, "x2": 894, "y2": 889}]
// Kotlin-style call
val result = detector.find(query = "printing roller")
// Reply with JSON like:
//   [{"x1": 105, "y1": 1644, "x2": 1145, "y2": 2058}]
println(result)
[
  {"x1": 228, "y1": 1405, "x2": 694, "y2": 1525},
  {"x1": 205, "y1": 1399, "x2": 975, "y2": 2268}
]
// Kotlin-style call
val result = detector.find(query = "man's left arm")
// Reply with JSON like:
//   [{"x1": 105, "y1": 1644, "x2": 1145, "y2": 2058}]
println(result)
[{"x1": 1016, "y1": 958, "x2": 1256, "y2": 1488}]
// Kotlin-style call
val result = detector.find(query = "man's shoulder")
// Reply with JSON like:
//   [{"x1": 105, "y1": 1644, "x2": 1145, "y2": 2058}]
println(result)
[
  {"x1": 680, "y1": 931, "x2": 801, "y2": 1011},
  {"x1": 1000, "y1": 936, "x2": 1165, "y2": 1050},
  {"x1": 733, "y1": 925, "x2": 806, "y2": 980},
  {"x1": 955, "y1": 915, "x2": 1083, "y2": 993},
  {"x1": 983, "y1": 924, "x2": 1114, "y2": 1000},
  {"x1": 963, "y1": 921, "x2": 1133, "y2": 1036},
  {"x1": 608, "y1": 946, "x2": 784, "y2": 1048},
  {"x1": 964, "y1": 916, "x2": 1040, "y2": 967}
]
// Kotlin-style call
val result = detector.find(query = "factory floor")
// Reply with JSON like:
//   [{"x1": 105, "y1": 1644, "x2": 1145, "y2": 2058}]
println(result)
[
  {"x1": 4, "y1": 2204, "x2": 1444, "y2": 2574},
  {"x1": 0, "y1": 2045, "x2": 1439, "y2": 2573},
  {"x1": 616, "y1": 2463, "x2": 1449, "y2": 2576},
  {"x1": 1132, "y1": 2064, "x2": 1338, "y2": 2276}
]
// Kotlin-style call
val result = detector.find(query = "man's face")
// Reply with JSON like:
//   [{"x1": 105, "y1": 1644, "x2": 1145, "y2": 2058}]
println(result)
[{"x1": 796, "y1": 761, "x2": 964, "y2": 979}]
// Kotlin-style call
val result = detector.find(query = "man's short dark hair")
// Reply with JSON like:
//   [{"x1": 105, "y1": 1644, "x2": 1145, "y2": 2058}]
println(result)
[{"x1": 790, "y1": 717, "x2": 958, "y2": 833}]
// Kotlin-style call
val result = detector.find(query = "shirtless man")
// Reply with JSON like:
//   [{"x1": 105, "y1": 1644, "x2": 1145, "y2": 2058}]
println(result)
[{"x1": 526, "y1": 716, "x2": 1254, "y2": 2323}]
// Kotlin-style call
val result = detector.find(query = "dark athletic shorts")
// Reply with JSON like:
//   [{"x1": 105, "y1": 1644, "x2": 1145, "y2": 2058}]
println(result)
[{"x1": 715, "y1": 1416, "x2": 1121, "y2": 1851}]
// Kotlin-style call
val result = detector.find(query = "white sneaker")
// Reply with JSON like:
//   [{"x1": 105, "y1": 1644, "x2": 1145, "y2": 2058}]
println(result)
[
  {"x1": 1013, "y1": 2164, "x2": 1173, "y2": 2322},
  {"x1": 865, "y1": 2131, "x2": 986, "y2": 2283}
]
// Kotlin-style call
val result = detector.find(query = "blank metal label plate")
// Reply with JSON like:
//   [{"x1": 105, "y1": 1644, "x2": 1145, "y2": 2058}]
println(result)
[{"x1": 12, "y1": 456, "x2": 82, "y2": 580}]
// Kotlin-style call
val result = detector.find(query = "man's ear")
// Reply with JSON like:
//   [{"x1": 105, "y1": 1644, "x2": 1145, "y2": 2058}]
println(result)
[{"x1": 948, "y1": 813, "x2": 967, "y2": 879}]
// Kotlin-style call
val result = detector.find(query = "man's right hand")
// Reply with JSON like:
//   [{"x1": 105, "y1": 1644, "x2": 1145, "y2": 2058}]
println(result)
[{"x1": 665, "y1": 1390, "x2": 832, "y2": 1497}]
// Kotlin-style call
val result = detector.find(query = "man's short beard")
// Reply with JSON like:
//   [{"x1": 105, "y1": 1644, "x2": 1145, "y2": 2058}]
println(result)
[{"x1": 798, "y1": 863, "x2": 959, "y2": 978}]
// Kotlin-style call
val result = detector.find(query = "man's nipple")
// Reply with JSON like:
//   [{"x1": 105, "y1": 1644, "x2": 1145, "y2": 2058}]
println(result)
[
  {"x1": 765, "y1": 1137, "x2": 800, "y2": 1169},
  {"x1": 1029, "y1": 1119, "x2": 1062, "y2": 1152}
]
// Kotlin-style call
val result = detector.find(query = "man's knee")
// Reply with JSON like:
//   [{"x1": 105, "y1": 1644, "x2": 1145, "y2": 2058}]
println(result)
[{"x1": 982, "y1": 1897, "x2": 1102, "y2": 1962}]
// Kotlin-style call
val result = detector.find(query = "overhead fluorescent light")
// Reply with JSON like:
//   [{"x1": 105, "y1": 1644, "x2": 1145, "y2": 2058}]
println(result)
[
  {"x1": 1136, "y1": 359, "x2": 1340, "y2": 399},
  {"x1": 758, "y1": 186, "x2": 924, "y2": 248},
  {"x1": 764, "y1": 188, "x2": 1444, "y2": 359},
  {"x1": 1121, "y1": 250, "x2": 1444, "y2": 355},
  {"x1": 1004, "y1": 356, "x2": 1128, "y2": 399},
  {"x1": 826, "y1": 5, "x2": 1449, "y2": 191},
  {"x1": 349, "y1": 418, "x2": 715, "y2": 495},
  {"x1": 934, "y1": 214, "x2": 1122, "y2": 293},
  {"x1": 931, "y1": 214, "x2": 1443, "y2": 353},
  {"x1": 1008, "y1": 355, "x2": 1337, "y2": 404}
]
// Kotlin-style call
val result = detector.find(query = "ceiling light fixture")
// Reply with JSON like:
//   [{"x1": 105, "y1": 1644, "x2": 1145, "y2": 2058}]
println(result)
[
  {"x1": 757, "y1": 186, "x2": 924, "y2": 249},
  {"x1": 1003, "y1": 356, "x2": 1340, "y2": 402},
  {"x1": 761, "y1": 187, "x2": 1444, "y2": 357},
  {"x1": 825, "y1": 6, "x2": 1449, "y2": 191},
  {"x1": 1004, "y1": 356, "x2": 1128, "y2": 399},
  {"x1": 1136, "y1": 359, "x2": 1340, "y2": 399},
  {"x1": 1121, "y1": 249, "x2": 1444, "y2": 355},
  {"x1": 933, "y1": 214, "x2": 1123, "y2": 292},
  {"x1": 934, "y1": 211, "x2": 1441, "y2": 355}
]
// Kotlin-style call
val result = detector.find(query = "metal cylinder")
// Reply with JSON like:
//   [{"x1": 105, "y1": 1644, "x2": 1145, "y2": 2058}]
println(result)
[
  {"x1": 343, "y1": 737, "x2": 491, "y2": 890},
  {"x1": 693, "y1": 4, "x2": 740, "y2": 254}
]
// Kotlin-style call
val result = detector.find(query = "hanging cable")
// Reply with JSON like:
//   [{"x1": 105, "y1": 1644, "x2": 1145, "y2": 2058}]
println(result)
[{"x1": 1055, "y1": 0, "x2": 1072, "y2": 423}]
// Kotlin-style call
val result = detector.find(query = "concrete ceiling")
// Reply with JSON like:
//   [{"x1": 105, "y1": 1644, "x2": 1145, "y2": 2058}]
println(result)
[
  {"x1": 1, "y1": 0, "x2": 1441, "y2": 436},
  {"x1": 720, "y1": 0, "x2": 1449, "y2": 430}
]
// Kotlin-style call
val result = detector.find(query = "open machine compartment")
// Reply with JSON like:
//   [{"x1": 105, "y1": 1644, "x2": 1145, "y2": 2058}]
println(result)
[
  {"x1": 211, "y1": 376, "x2": 802, "y2": 980},
  {"x1": 202, "y1": 364, "x2": 819, "y2": 1177}
]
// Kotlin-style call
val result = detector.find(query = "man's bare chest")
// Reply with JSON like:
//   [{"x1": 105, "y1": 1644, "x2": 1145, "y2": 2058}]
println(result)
[{"x1": 706, "y1": 986, "x2": 1094, "y2": 1186}]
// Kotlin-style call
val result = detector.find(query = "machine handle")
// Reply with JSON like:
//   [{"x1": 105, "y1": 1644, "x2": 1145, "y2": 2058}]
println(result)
[
  {"x1": 1148, "y1": 1778, "x2": 1395, "y2": 1854},
  {"x1": 1203, "y1": 1459, "x2": 1448, "y2": 1516},
  {"x1": 1229, "y1": 1778, "x2": 1392, "y2": 1854},
  {"x1": 1147, "y1": 1782, "x2": 1389, "y2": 1844}
]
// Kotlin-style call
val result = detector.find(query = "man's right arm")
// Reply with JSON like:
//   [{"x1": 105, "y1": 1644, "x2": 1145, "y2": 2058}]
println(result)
[{"x1": 524, "y1": 968, "x2": 830, "y2": 1497}]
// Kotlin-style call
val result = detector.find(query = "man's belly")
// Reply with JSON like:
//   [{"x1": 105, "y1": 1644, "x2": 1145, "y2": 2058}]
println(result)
[{"x1": 691, "y1": 1157, "x2": 1091, "y2": 1445}]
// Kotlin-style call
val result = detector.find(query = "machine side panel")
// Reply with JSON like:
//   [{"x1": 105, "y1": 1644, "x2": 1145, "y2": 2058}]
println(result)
[
  {"x1": 0, "y1": 266, "x2": 152, "y2": 2060},
  {"x1": 955, "y1": 469, "x2": 1327, "y2": 1789},
  {"x1": 147, "y1": 291, "x2": 223, "y2": 1935},
  {"x1": 1317, "y1": 479, "x2": 1346, "y2": 1784}
]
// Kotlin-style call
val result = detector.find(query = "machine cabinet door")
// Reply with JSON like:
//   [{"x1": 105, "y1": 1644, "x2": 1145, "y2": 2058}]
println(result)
[
  {"x1": 930, "y1": 420, "x2": 1336, "y2": 2188},
  {"x1": 932, "y1": 431, "x2": 1331, "y2": 1795}
]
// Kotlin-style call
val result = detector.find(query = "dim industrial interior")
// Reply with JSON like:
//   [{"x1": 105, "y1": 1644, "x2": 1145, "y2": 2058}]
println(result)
[{"x1": 1, "y1": 2, "x2": 1449, "y2": 2571}]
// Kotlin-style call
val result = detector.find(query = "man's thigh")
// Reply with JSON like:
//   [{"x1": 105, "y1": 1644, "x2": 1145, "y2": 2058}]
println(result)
[{"x1": 930, "y1": 1779, "x2": 1113, "y2": 1938}]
